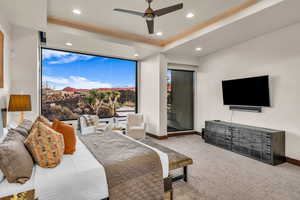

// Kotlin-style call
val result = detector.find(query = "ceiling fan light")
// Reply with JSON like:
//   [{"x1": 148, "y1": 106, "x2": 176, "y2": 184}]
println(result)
[
  {"x1": 72, "y1": 9, "x2": 81, "y2": 15},
  {"x1": 186, "y1": 12, "x2": 194, "y2": 18},
  {"x1": 156, "y1": 32, "x2": 163, "y2": 36}
]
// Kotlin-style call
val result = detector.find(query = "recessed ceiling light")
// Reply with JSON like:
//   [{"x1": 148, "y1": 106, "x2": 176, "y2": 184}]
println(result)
[
  {"x1": 65, "y1": 42, "x2": 73, "y2": 46},
  {"x1": 186, "y1": 12, "x2": 195, "y2": 18},
  {"x1": 195, "y1": 47, "x2": 202, "y2": 51},
  {"x1": 156, "y1": 32, "x2": 163, "y2": 36},
  {"x1": 72, "y1": 9, "x2": 81, "y2": 15},
  {"x1": 134, "y1": 53, "x2": 139, "y2": 57}
]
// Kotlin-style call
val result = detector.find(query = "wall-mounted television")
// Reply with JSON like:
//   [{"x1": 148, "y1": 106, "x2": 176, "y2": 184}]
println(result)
[{"x1": 222, "y1": 75, "x2": 270, "y2": 107}]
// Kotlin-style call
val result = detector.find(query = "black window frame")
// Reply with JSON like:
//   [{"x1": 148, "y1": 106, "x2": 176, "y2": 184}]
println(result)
[{"x1": 40, "y1": 47, "x2": 139, "y2": 121}]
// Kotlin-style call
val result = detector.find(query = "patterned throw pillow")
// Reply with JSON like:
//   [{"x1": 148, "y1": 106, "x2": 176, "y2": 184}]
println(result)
[
  {"x1": 25, "y1": 122, "x2": 65, "y2": 168},
  {"x1": 36, "y1": 116, "x2": 52, "y2": 128}
]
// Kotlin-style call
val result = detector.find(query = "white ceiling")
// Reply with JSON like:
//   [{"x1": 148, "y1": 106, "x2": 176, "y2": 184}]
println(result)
[
  {"x1": 164, "y1": 0, "x2": 300, "y2": 57},
  {"x1": 0, "y1": 0, "x2": 47, "y2": 30},
  {"x1": 47, "y1": 0, "x2": 250, "y2": 40},
  {"x1": 2, "y1": 0, "x2": 300, "y2": 63},
  {"x1": 45, "y1": 27, "x2": 159, "y2": 60},
  {"x1": 45, "y1": 0, "x2": 300, "y2": 61}
]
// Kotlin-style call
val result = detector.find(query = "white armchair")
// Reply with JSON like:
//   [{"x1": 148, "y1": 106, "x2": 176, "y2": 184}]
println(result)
[
  {"x1": 79, "y1": 115, "x2": 110, "y2": 135},
  {"x1": 126, "y1": 113, "x2": 146, "y2": 139}
]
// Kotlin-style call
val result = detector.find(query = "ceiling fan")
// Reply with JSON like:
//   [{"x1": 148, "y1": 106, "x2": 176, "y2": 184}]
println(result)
[{"x1": 114, "y1": 0, "x2": 183, "y2": 34}]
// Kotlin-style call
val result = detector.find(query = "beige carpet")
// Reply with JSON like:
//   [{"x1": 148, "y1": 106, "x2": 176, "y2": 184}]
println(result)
[{"x1": 152, "y1": 135, "x2": 300, "y2": 200}]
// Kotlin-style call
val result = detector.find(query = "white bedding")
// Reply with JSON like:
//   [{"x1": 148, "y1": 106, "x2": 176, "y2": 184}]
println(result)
[
  {"x1": 0, "y1": 168, "x2": 35, "y2": 198},
  {"x1": 34, "y1": 137, "x2": 108, "y2": 200},
  {"x1": 0, "y1": 133, "x2": 169, "y2": 200}
]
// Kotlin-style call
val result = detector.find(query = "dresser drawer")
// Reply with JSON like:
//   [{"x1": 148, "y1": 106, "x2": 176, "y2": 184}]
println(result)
[{"x1": 204, "y1": 121, "x2": 285, "y2": 165}]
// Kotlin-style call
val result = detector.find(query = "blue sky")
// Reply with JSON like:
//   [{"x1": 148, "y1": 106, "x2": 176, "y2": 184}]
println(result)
[{"x1": 42, "y1": 49, "x2": 136, "y2": 90}]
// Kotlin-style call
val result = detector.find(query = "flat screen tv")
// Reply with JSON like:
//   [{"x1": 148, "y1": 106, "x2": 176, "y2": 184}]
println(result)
[{"x1": 222, "y1": 75, "x2": 270, "y2": 107}]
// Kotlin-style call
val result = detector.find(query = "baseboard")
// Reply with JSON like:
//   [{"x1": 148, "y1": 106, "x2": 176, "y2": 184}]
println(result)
[
  {"x1": 146, "y1": 132, "x2": 168, "y2": 140},
  {"x1": 286, "y1": 157, "x2": 300, "y2": 167},
  {"x1": 168, "y1": 131, "x2": 201, "y2": 137}
]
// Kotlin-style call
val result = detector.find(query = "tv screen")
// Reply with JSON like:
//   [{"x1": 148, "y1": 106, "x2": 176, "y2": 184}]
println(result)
[{"x1": 222, "y1": 75, "x2": 270, "y2": 107}]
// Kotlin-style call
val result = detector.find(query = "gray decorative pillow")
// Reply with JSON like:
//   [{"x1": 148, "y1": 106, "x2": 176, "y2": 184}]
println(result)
[
  {"x1": 4, "y1": 129, "x2": 26, "y2": 143},
  {"x1": 11, "y1": 120, "x2": 33, "y2": 138},
  {"x1": 0, "y1": 139, "x2": 34, "y2": 184},
  {"x1": 12, "y1": 126, "x2": 28, "y2": 138},
  {"x1": 19, "y1": 120, "x2": 33, "y2": 132}
]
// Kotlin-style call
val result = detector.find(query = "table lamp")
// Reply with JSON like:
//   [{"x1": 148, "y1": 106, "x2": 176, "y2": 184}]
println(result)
[{"x1": 8, "y1": 94, "x2": 32, "y2": 124}]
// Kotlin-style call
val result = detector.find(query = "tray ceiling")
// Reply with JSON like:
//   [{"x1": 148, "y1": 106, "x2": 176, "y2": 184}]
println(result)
[{"x1": 47, "y1": 0, "x2": 256, "y2": 46}]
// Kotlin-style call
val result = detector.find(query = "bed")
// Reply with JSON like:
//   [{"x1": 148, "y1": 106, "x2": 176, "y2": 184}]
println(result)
[{"x1": 0, "y1": 132, "x2": 169, "y2": 200}]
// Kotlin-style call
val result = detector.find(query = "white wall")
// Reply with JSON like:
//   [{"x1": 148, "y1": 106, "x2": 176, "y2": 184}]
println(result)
[
  {"x1": 0, "y1": 14, "x2": 11, "y2": 109},
  {"x1": 197, "y1": 22, "x2": 300, "y2": 160},
  {"x1": 139, "y1": 54, "x2": 167, "y2": 136},
  {"x1": 9, "y1": 25, "x2": 39, "y2": 122},
  {"x1": 166, "y1": 54, "x2": 199, "y2": 67}
]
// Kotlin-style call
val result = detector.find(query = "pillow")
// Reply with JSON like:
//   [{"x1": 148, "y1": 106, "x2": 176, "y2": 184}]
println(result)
[
  {"x1": 0, "y1": 170, "x2": 4, "y2": 183},
  {"x1": 25, "y1": 122, "x2": 64, "y2": 168},
  {"x1": 7, "y1": 122, "x2": 18, "y2": 130},
  {"x1": 14, "y1": 119, "x2": 34, "y2": 138},
  {"x1": 10, "y1": 119, "x2": 33, "y2": 139},
  {"x1": 0, "y1": 139, "x2": 34, "y2": 184},
  {"x1": 36, "y1": 116, "x2": 52, "y2": 128},
  {"x1": 52, "y1": 119, "x2": 76, "y2": 154},
  {"x1": 4, "y1": 129, "x2": 26, "y2": 142},
  {"x1": 19, "y1": 119, "x2": 33, "y2": 131},
  {"x1": 12, "y1": 126, "x2": 28, "y2": 138}
]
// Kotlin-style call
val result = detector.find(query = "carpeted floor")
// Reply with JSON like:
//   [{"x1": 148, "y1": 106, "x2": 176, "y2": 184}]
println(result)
[{"x1": 152, "y1": 135, "x2": 300, "y2": 200}]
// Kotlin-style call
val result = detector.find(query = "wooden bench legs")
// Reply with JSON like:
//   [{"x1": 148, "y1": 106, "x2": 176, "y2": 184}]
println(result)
[
  {"x1": 172, "y1": 166, "x2": 188, "y2": 182},
  {"x1": 183, "y1": 166, "x2": 188, "y2": 182}
]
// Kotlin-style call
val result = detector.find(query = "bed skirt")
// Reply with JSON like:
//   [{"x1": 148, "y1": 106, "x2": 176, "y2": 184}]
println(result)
[{"x1": 0, "y1": 177, "x2": 173, "y2": 200}]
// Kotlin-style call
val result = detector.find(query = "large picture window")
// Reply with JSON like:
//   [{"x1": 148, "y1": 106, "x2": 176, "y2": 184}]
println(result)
[{"x1": 41, "y1": 48, "x2": 137, "y2": 121}]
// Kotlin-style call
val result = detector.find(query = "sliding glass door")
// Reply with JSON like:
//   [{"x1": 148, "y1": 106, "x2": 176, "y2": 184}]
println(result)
[{"x1": 167, "y1": 70, "x2": 194, "y2": 132}]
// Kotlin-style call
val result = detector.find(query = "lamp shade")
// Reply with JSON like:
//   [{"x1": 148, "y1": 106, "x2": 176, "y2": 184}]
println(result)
[{"x1": 8, "y1": 95, "x2": 32, "y2": 112}]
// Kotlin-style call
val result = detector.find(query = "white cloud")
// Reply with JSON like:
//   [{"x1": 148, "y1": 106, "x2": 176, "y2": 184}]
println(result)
[
  {"x1": 43, "y1": 75, "x2": 112, "y2": 90},
  {"x1": 43, "y1": 49, "x2": 94, "y2": 64},
  {"x1": 43, "y1": 76, "x2": 69, "y2": 84},
  {"x1": 43, "y1": 49, "x2": 70, "y2": 59}
]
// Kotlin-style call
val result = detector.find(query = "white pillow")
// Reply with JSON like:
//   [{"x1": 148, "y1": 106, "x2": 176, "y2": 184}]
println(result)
[
  {"x1": 0, "y1": 128, "x2": 8, "y2": 143},
  {"x1": 3, "y1": 128, "x2": 8, "y2": 137},
  {"x1": 0, "y1": 170, "x2": 4, "y2": 183},
  {"x1": 7, "y1": 122, "x2": 18, "y2": 130}
]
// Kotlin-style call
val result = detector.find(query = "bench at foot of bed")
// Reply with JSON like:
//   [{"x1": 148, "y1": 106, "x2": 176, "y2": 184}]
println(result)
[{"x1": 140, "y1": 139, "x2": 193, "y2": 183}]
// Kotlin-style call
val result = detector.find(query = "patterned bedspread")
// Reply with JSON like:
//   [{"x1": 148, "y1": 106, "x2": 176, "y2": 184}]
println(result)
[{"x1": 80, "y1": 132, "x2": 164, "y2": 200}]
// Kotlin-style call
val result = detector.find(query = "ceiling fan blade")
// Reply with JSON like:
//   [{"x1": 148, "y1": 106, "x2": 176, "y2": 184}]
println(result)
[
  {"x1": 154, "y1": 3, "x2": 183, "y2": 17},
  {"x1": 146, "y1": 20, "x2": 154, "y2": 34},
  {"x1": 114, "y1": 8, "x2": 144, "y2": 17}
]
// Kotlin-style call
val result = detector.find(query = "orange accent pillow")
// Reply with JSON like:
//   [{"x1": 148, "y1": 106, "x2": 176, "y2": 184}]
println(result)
[{"x1": 52, "y1": 120, "x2": 76, "y2": 154}]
